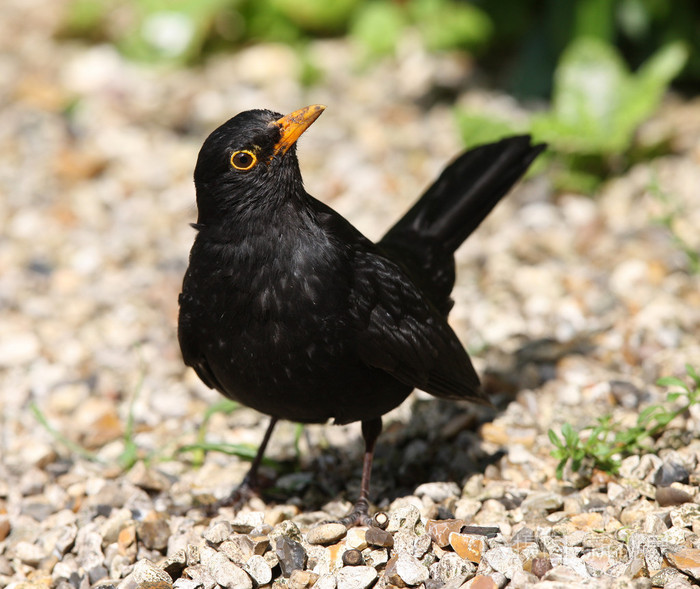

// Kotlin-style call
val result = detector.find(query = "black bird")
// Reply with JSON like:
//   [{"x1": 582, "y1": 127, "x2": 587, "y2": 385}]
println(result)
[{"x1": 178, "y1": 105, "x2": 545, "y2": 525}]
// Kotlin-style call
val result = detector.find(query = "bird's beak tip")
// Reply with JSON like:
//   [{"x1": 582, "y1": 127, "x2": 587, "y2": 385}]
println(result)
[{"x1": 271, "y1": 104, "x2": 326, "y2": 157}]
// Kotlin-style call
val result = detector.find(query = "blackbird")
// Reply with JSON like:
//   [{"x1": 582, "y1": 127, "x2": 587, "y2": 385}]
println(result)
[{"x1": 178, "y1": 104, "x2": 545, "y2": 525}]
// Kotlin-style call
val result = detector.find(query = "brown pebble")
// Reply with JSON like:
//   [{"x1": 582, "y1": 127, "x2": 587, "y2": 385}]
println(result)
[
  {"x1": 118, "y1": 524, "x2": 137, "y2": 558},
  {"x1": 372, "y1": 512, "x2": 389, "y2": 529},
  {"x1": 0, "y1": 516, "x2": 10, "y2": 542},
  {"x1": 468, "y1": 574, "x2": 498, "y2": 589},
  {"x1": 656, "y1": 486, "x2": 694, "y2": 507},
  {"x1": 425, "y1": 519, "x2": 465, "y2": 548},
  {"x1": 365, "y1": 526, "x2": 394, "y2": 548},
  {"x1": 288, "y1": 568, "x2": 319, "y2": 589},
  {"x1": 449, "y1": 532, "x2": 486, "y2": 563},
  {"x1": 531, "y1": 554, "x2": 553, "y2": 578},
  {"x1": 342, "y1": 548, "x2": 364, "y2": 566}
]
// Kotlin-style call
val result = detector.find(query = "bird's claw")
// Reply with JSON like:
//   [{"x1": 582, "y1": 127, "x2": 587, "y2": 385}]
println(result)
[{"x1": 337, "y1": 497, "x2": 373, "y2": 528}]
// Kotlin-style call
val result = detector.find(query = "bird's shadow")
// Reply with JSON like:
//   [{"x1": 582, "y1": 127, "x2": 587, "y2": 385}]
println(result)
[{"x1": 261, "y1": 334, "x2": 594, "y2": 512}]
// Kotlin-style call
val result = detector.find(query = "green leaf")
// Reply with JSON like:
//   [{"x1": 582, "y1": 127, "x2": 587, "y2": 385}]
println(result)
[
  {"x1": 203, "y1": 399, "x2": 241, "y2": 421},
  {"x1": 555, "y1": 459, "x2": 566, "y2": 480},
  {"x1": 350, "y1": 1, "x2": 408, "y2": 57},
  {"x1": 685, "y1": 364, "x2": 700, "y2": 386},
  {"x1": 656, "y1": 376, "x2": 690, "y2": 391},
  {"x1": 562, "y1": 422, "x2": 579, "y2": 448},
  {"x1": 409, "y1": 0, "x2": 492, "y2": 52},
  {"x1": 272, "y1": 0, "x2": 360, "y2": 34},
  {"x1": 548, "y1": 428, "x2": 564, "y2": 449},
  {"x1": 531, "y1": 38, "x2": 687, "y2": 157},
  {"x1": 178, "y1": 442, "x2": 279, "y2": 468},
  {"x1": 455, "y1": 111, "x2": 521, "y2": 149}
]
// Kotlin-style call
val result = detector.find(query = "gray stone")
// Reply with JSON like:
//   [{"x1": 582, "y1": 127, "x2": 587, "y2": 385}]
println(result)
[
  {"x1": 270, "y1": 519, "x2": 304, "y2": 543},
  {"x1": 306, "y1": 522, "x2": 347, "y2": 545},
  {"x1": 202, "y1": 520, "x2": 232, "y2": 544},
  {"x1": 345, "y1": 527, "x2": 368, "y2": 550},
  {"x1": 230, "y1": 511, "x2": 264, "y2": 533},
  {"x1": 335, "y1": 565, "x2": 377, "y2": 589},
  {"x1": 413, "y1": 533, "x2": 432, "y2": 558},
  {"x1": 670, "y1": 503, "x2": 700, "y2": 528},
  {"x1": 483, "y1": 546, "x2": 523, "y2": 579},
  {"x1": 385, "y1": 554, "x2": 429, "y2": 586},
  {"x1": 182, "y1": 563, "x2": 217, "y2": 589},
  {"x1": 386, "y1": 504, "x2": 421, "y2": 533},
  {"x1": 312, "y1": 573, "x2": 337, "y2": 589},
  {"x1": 275, "y1": 536, "x2": 307, "y2": 577},
  {"x1": 650, "y1": 567, "x2": 692, "y2": 588},
  {"x1": 161, "y1": 549, "x2": 187, "y2": 579},
  {"x1": 657, "y1": 486, "x2": 694, "y2": 507},
  {"x1": 365, "y1": 526, "x2": 394, "y2": 548},
  {"x1": 453, "y1": 498, "x2": 482, "y2": 521},
  {"x1": 414, "y1": 482, "x2": 461, "y2": 503},
  {"x1": 136, "y1": 511, "x2": 171, "y2": 551},
  {"x1": 654, "y1": 460, "x2": 690, "y2": 487},
  {"x1": 173, "y1": 580, "x2": 202, "y2": 589},
  {"x1": 620, "y1": 454, "x2": 663, "y2": 481},
  {"x1": 520, "y1": 491, "x2": 563, "y2": 514},
  {"x1": 219, "y1": 535, "x2": 255, "y2": 565},
  {"x1": 661, "y1": 525, "x2": 693, "y2": 546},
  {"x1": 288, "y1": 568, "x2": 320, "y2": 588},
  {"x1": 76, "y1": 528, "x2": 108, "y2": 584},
  {"x1": 541, "y1": 564, "x2": 585, "y2": 582},
  {"x1": 363, "y1": 547, "x2": 388, "y2": 568},
  {"x1": 509, "y1": 569, "x2": 540, "y2": 587},
  {"x1": 130, "y1": 558, "x2": 173, "y2": 585},
  {"x1": 243, "y1": 554, "x2": 272, "y2": 586},
  {"x1": 429, "y1": 552, "x2": 476, "y2": 584},
  {"x1": 200, "y1": 546, "x2": 252, "y2": 589},
  {"x1": 13, "y1": 541, "x2": 48, "y2": 567}
]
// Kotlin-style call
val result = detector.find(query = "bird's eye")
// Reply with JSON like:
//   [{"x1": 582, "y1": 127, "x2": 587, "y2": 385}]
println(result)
[{"x1": 230, "y1": 150, "x2": 257, "y2": 171}]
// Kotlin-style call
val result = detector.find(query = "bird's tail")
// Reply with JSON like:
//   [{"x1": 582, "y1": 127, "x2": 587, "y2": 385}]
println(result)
[
  {"x1": 379, "y1": 135, "x2": 546, "y2": 310},
  {"x1": 381, "y1": 135, "x2": 546, "y2": 254}
]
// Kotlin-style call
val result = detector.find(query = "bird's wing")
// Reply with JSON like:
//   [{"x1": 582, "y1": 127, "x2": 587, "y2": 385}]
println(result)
[
  {"x1": 350, "y1": 250, "x2": 487, "y2": 404},
  {"x1": 178, "y1": 293, "x2": 226, "y2": 392}
]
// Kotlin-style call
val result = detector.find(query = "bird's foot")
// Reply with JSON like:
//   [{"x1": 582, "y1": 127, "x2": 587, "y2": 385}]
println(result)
[{"x1": 337, "y1": 498, "x2": 374, "y2": 528}]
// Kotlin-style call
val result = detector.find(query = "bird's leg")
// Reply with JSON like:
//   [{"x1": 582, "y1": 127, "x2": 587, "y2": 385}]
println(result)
[
  {"x1": 339, "y1": 417, "x2": 382, "y2": 528},
  {"x1": 213, "y1": 416, "x2": 278, "y2": 510}
]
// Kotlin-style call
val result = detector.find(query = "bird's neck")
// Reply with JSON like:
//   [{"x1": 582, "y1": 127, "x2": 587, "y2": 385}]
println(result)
[{"x1": 194, "y1": 181, "x2": 317, "y2": 245}]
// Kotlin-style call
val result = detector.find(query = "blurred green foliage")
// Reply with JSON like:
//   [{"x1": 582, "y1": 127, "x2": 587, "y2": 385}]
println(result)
[
  {"x1": 61, "y1": 0, "x2": 700, "y2": 87},
  {"x1": 61, "y1": 0, "x2": 698, "y2": 191},
  {"x1": 458, "y1": 38, "x2": 688, "y2": 192}
]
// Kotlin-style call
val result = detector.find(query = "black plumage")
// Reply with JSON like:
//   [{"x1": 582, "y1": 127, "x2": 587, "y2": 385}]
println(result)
[{"x1": 178, "y1": 105, "x2": 545, "y2": 524}]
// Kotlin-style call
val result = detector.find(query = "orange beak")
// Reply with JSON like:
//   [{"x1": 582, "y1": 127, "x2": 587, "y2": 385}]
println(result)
[{"x1": 271, "y1": 104, "x2": 326, "y2": 157}]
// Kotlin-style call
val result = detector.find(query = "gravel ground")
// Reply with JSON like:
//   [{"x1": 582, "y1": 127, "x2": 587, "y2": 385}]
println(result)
[{"x1": 2, "y1": 2, "x2": 700, "y2": 588}]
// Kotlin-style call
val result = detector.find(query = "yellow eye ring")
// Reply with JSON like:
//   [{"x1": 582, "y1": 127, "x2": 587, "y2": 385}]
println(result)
[{"x1": 230, "y1": 150, "x2": 257, "y2": 171}]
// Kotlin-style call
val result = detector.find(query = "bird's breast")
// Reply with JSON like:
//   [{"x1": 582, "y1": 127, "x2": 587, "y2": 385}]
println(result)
[{"x1": 185, "y1": 229, "x2": 353, "y2": 385}]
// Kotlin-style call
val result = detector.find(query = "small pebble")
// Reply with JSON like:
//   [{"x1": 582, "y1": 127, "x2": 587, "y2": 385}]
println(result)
[
  {"x1": 335, "y1": 565, "x2": 377, "y2": 589},
  {"x1": 306, "y1": 523, "x2": 347, "y2": 545},
  {"x1": 341, "y1": 549, "x2": 363, "y2": 566},
  {"x1": 345, "y1": 527, "x2": 368, "y2": 550},
  {"x1": 656, "y1": 486, "x2": 694, "y2": 506},
  {"x1": 365, "y1": 526, "x2": 394, "y2": 548},
  {"x1": 275, "y1": 536, "x2": 307, "y2": 578}
]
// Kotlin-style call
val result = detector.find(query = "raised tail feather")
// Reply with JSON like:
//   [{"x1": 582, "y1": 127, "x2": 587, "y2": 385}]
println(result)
[{"x1": 379, "y1": 135, "x2": 546, "y2": 310}]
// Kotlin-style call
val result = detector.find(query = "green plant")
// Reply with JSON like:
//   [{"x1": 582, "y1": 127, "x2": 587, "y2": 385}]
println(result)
[
  {"x1": 648, "y1": 174, "x2": 700, "y2": 275},
  {"x1": 458, "y1": 37, "x2": 687, "y2": 192},
  {"x1": 176, "y1": 399, "x2": 282, "y2": 470},
  {"x1": 30, "y1": 402, "x2": 102, "y2": 463},
  {"x1": 549, "y1": 364, "x2": 700, "y2": 480},
  {"x1": 29, "y1": 352, "x2": 161, "y2": 468}
]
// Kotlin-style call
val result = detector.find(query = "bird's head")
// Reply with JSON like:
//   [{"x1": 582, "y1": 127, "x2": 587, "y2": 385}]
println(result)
[{"x1": 193, "y1": 105, "x2": 325, "y2": 224}]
